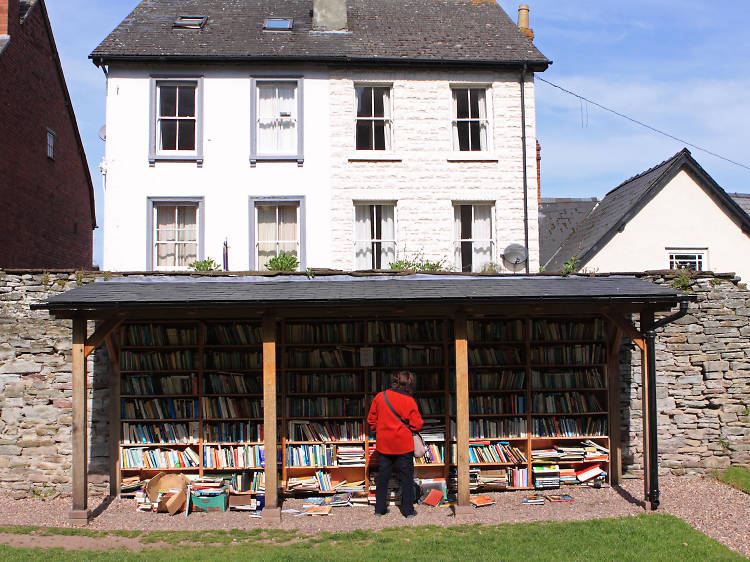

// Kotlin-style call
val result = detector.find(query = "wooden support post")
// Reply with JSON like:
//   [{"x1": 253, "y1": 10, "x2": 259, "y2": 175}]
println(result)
[
  {"x1": 262, "y1": 316, "x2": 281, "y2": 521},
  {"x1": 606, "y1": 326, "x2": 623, "y2": 485},
  {"x1": 70, "y1": 317, "x2": 90, "y2": 523},
  {"x1": 106, "y1": 334, "x2": 121, "y2": 497},
  {"x1": 640, "y1": 312, "x2": 654, "y2": 502},
  {"x1": 454, "y1": 313, "x2": 472, "y2": 516}
]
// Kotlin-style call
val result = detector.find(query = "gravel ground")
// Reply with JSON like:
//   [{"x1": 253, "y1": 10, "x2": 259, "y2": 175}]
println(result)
[{"x1": 0, "y1": 476, "x2": 746, "y2": 556}]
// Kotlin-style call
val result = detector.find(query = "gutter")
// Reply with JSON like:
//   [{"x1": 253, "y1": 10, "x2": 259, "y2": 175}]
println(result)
[{"x1": 645, "y1": 300, "x2": 690, "y2": 510}]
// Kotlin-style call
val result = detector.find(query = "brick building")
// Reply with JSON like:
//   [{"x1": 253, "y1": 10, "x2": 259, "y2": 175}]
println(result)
[{"x1": 0, "y1": 0, "x2": 95, "y2": 269}]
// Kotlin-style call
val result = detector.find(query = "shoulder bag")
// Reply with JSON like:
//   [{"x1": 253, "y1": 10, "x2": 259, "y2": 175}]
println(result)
[{"x1": 382, "y1": 390, "x2": 427, "y2": 458}]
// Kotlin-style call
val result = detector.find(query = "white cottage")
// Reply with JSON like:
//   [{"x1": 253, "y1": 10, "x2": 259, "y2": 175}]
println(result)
[{"x1": 92, "y1": 0, "x2": 549, "y2": 273}]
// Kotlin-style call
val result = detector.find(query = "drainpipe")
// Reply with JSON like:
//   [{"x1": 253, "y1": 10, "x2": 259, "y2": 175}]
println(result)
[
  {"x1": 520, "y1": 63, "x2": 530, "y2": 274},
  {"x1": 645, "y1": 300, "x2": 689, "y2": 510}
]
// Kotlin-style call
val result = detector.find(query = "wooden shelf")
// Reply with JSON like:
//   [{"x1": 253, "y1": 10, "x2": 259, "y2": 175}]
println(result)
[
  {"x1": 121, "y1": 394, "x2": 197, "y2": 399},
  {"x1": 120, "y1": 443, "x2": 198, "y2": 448},
  {"x1": 121, "y1": 467, "x2": 200, "y2": 472},
  {"x1": 121, "y1": 418, "x2": 200, "y2": 422},
  {"x1": 530, "y1": 412, "x2": 608, "y2": 416}
]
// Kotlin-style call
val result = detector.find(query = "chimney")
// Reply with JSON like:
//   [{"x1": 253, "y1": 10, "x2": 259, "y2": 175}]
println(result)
[
  {"x1": 1, "y1": 0, "x2": 20, "y2": 36},
  {"x1": 536, "y1": 140, "x2": 542, "y2": 205},
  {"x1": 517, "y1": 4, "x2": 534, "y2": 40},
  {"x1": 312, "y1": 0, "x2": 347, "y2": 31}
]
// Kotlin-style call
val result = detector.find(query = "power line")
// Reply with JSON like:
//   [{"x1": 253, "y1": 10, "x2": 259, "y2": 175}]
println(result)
[{"x1": 537, "y1": 76, "x2": 750, "y2": 172}]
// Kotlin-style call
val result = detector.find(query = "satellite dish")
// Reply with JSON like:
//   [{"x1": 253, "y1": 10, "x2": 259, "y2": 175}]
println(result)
[
  {"x1": 502, "y1": 243, "x2": 528, "y2": 265},
  {"x1": 97, "y1": 125, "x2": 106, "y2": 141}
]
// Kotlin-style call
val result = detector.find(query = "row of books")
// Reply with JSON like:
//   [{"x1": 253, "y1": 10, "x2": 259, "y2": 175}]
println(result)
[
  {"x1": 530, "y1": 392, "x2": 603, "y2": 414},
  {"x1": 205, "y1": 351, "x2": 261, "y2": 370},
  {"x1": 414, "y1": 443, "x2": 445, "y2": 464},
  {"x1": 530, "y1": 369, "x2": 605, "y2": 389},
  {"x1": 286, "y1": 373, "x2": 362, "y2": 393},
  {"x1": 121, "y1": 324, "x2": 198, "y2": 347},
  {"x1": 416, "y1": 396, "x2": 444, "y2": 415},
  {"x1": 531, "y1": 417, "x2": 608, "y2": 437},
  {"x1": 121, "y1": 351, "x2": 196, "y2": 371},
  {"x1": 374, "y1": 346, "x2": 444, "y2": 366},
  {"x1": 369, "y1": 371, "x2": 449, "y2": 392},
  {"x1": 450, "y1": 418, "x2": 528, "y2": 439},
  {"x1": 203, "y1": 445, "x2": 264, "y2": 468},
  {"x1": 230, "y1": 470, "x2": 265, "y2": 493},
  {"x1": 530, "y1": 319, "x2": 605, "y2": 341},
  {"x1": 201, "y1": 397, "x2": 261, "y2": 419},
  {"x1": 286, "y1": 397, "x2": 363, "y2": 417},
  {"x1": 121, "y1": 398, "x2": 197, "y2": 420},
  {"x1": 121, "y1": 374, "x2": 196, "y2": 395},
  {"x1": 465, "y1": 441, "x2": 527, "y2": 464},
  {"x1": 203, "y1": 372, "x2": 261, "y2": 394},
  {"x1": 286, "y1": 322, "x2": 362, "y2": 344},
  {"x1": 204, "y1": 421, "x2": 262, "y2": 443},
  {"x1": 207, "y1": 323, "x2": 262, "y2": 345},
  {"x1": 455, "y1": 394, "x2": 527, "y2": 415},
  {"x1": 532, "y1": 440, "x2": 610, "y2": 462},
  {"x1": 529, "y1": 345, "x2": 605, "y2": 365},
  {"x1": 470, "y1": 370, "x2": 525, "y2": 390},
  {"x1": 287, "y1": 420, "x2": 365, "y2": 442},
  {"x1": 286, "y1": 444, "x2": 365, "y2": 467},
  {"x1": 468, "y1": 320, "x2": 524, "y2": 342},
  {"x1": 286, "y1": 348, "x2": 357, "y2": 368},
  {"x1": 469, "y1": 346, "x2": 523, "y2": 366},
  {"x1": 120, "y1": 446, "x2": 200, "y2": 469},
  {"x1": 367, "y1": 320, "x2": 443, "y2": 343},
  {"x1": 122, "y1": 422, "x2": 199, "y2": 444}
]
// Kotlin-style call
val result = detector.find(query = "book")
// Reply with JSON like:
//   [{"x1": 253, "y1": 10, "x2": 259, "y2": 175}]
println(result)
[
  {"x1": 421, "y1": 489, "x2": 444, "y2": 507},
  {"x1": 575, "y1": 464, "x2": 603, "y2": 482},
  {"x1": 522, "y1": 494, "x2": 545, "y2": 505},
  {"x1": 307, "y1": 505, "x2": 332, "y2": 516},
  {"x1": 470, "y1": 495, "x2": 495, "y2": 507},
  {"x1": 545, "y1": 494, "x2": 574, "y2": 502}
]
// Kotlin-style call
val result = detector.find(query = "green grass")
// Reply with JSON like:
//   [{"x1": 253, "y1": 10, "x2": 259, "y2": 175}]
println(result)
[
  {"x1": 0, "y1": 514, "x2": 743, "y2": 561},
  {"x1": 713, "y1": 466, "x2": 750, "y2": 494}
]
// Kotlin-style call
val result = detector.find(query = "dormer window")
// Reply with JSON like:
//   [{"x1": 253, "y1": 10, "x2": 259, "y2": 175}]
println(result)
[
  {"x1": 173, "y1": 16, "x2": 207, "y2": 30},
  {"x1": 263, "y1": 18, "x2": 293, "y2": 31}
]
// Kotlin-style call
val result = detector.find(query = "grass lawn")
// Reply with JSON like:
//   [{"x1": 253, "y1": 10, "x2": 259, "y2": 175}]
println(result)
[
  {"x1": 713, "y1": 466, "x2": 750, "y2": 494},
  {"x1": 0, "y1": 513, "x2": 743, "y2": 561}
]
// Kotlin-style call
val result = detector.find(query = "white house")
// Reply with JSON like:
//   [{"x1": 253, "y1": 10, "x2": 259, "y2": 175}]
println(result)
[
  {"x1": 91, "y1": 0, "x2": 549, "y2": 272},
  {"x1": 541, "y1": 149, "x2": 750, "y2": 281}
]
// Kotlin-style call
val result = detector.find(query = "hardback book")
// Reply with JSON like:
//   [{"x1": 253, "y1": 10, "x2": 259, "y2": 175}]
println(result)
[
  {"x1": 307, "y1": 505, "x2": 332, "y2": 516},
  {"x1": 470, "y1": 495, "x2": 495, "y2": 507},
  {"x1": 545, "y1": 494, "x2": 574, "y2": 502},
  {"x1": 522, "y1": 494, "x2": 545, "y2": 505},
  {"x1": 575, "y1": 464, "x2": 603, "y2": 482},
  {"x1": 421, "y1": 489, "x2": 444, "y2": 507}
]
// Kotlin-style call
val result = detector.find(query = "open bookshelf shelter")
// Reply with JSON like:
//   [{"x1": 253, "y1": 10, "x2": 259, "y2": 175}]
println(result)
[{"x1": 35, "y1": 274, "x2": 691, "y2": 521}]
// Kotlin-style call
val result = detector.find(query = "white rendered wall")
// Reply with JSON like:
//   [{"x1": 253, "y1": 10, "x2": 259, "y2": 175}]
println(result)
[
  {"x1": 101, "y1": 64, "x2": 333, "y2": 271},
  {"x1": 586, "y1": 169, "x2": 750, "y2": 281},
  {"x1": 328, "y1": 69, "x2": 540, "y2": 272}
]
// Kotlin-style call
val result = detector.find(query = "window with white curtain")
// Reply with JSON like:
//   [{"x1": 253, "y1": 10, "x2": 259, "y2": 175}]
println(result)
[
  {"x1": 153, "y1": 203, "x2": 199, "y2": 270},
  {"x1": 355, "y1": 86, "x2": 392, "y2": 150},
  {"x1": 354, "y1": 203, "x2": 396, "y2": 269},
  {"x1": 452, "y1": 88, "x2": 488, "y2": 152},
  {"x1": 256, "y1": 81, "x2": 298, "y2": 155},
  {"x1": 255, "y1": 203, "x2": 300, "y2": 269},
  {"x1": 453, "y1": 204, "x2": 493, "y2": 272}
]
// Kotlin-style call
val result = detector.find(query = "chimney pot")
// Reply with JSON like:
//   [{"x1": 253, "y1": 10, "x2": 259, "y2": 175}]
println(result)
[
  {"x1": 313, "y1": 0, "x2": 347, "y2": 31},
  {"x1": 517, "y1": 4, "x2": 534, "y2": 40}
]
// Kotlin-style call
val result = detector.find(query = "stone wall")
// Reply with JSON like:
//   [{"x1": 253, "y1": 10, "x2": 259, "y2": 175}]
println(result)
[{"x1": 0, "y1": 269, "x2": 747, "y2": 497}]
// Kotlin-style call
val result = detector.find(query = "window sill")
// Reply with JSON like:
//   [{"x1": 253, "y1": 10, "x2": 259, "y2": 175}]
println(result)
[
  {"x1": 149, "y1": 154, "x2": 203, "y2": 167},
  {"x1": 348, "y1": 152, "x2": 402, "y2": 162},
  {"x1": 250, "y1": 155, "x2": 304, "y2": 167},
  {"x1": 446, "y1": 153, "x2": 498, "y2": 162}
]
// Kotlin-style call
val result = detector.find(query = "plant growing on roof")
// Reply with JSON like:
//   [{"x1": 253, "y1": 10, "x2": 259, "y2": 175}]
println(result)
[
  {"x1": 561, "y1": 256, "x2": 580, "y2": 277},
  {"x1": 189, "y1": 258, "x2": 220, "y2": 272},
  {"x1": 389, "y1": 252, "x2": 446, "y2": 272},
  {"x1": 670, "y1": 268, "x2": 693, "y2": 290},
  {"x1": 265, "y1": 251, "x2": 299, "y2": 272}
]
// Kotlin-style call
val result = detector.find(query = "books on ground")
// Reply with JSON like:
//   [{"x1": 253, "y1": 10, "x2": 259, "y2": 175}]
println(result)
[
  {"x1": 522, "y1": 494, "x2": 545, "y2": 505},
  {"x1": 545, "y1": 494, "x2": 574, "y2": 502},
  {"x1": 470, "y1": 495, "x2": 495, "y2": 508}
]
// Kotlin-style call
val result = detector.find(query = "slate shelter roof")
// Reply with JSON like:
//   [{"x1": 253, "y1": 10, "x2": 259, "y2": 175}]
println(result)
[
  {"x1": 35, "y1": 274, "x2": 687, "y2": 315},
  {"x1": 730, "y1": 193, "x2": 750, "y2": 216},
  {"x1": 90, "y1": 0, "x2": 549, "y2": 69},
  {"x1": 544, "y1": 149, "x2": 750, "y2": 272}
]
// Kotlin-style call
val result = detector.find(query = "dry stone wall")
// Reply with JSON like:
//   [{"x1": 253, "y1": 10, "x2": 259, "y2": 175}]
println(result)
[{"x1": 0, "y1": 269, "x2": 747, "y2": 497}]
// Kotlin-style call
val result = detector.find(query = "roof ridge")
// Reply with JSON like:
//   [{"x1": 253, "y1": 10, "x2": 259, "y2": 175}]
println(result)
[{"x1": 604, "y1": 148, "x2": 690, "y2": 197}]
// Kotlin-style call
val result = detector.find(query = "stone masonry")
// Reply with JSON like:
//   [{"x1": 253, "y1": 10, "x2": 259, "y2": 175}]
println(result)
[{"x1": 0, "y1": 269, "x2": 747, "y2": 497}]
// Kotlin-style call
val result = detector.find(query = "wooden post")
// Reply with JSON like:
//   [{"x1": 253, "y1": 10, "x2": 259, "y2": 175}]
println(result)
[
  {"x1": 70, "y1": 317, "x2": 90, "y2": 523},
  {"x1": 606, "y1": 325, "x2": 623, "y2": 485},
  {"x1": 262, "y1": 315, "x2": 281, "y2": 521},
  {"x1": 106, "y1": 334, "x2": 121, "y2": 497},
  {"x1": 640, "y1": 311, "x2": 654, "y2": 502},
  {"x1": 454, "y1": 312, "x2": 472, "y2": 515}
]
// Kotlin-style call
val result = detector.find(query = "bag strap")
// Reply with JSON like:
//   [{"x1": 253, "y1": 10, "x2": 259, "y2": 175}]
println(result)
[{"x1": 382, "y1": 390, "x2": 412, "y2": 432}]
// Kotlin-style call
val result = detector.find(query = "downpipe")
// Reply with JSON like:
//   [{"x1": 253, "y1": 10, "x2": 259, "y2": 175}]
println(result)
[{"x1": 645, "y1": 300, "x2": 689, "y2": 510}]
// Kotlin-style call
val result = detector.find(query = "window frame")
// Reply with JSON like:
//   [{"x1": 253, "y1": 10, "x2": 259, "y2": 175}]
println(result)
[
  {"x1": 452, "y1": 202, "x2": 496, "y2": 272},
  {"x1": 667, "y1": 248, "x2": 707, "y2": 271},
  {"x1": 353, "y1": 201, "x2": 397, "y2": 270},
  {"x1": 354, "y1": 83, "x2": 393, "y2": 152},
  {"x1": 46, "y1": 128, "x2": 55, "y2": 160},
  {"x1": 146, "y1": 197, "x2": 205, "y2": 271},
  {"x1": 248, "y1": 196, "x2": 306, "y2": 270},
  {"x1": 450, "y1": 85, "x2": 491, "y2": 153},
  {"x1": 149, "y1": 75, "x2": 204, "y2": 166},
  {"x1": 250, "y1": 76, "x2": 304, "y2": 166}
]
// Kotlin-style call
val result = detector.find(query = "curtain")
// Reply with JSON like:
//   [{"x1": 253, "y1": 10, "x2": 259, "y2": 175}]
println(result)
[
  {"x1": 354, "y1": 205, "x2": 372, "y2": 269},
  {"x1": 451, "y1": 90, "x2": 460, "y2": 151},
  {"x1": 453, "y1": 205, "x2": 462, "y2": 269},
  {"x1": 278, "y1": 205, "x2": 298, "y2": 257},
  {"x1": 257, "y1": 205, "x2": 276, "y2": 267},
  {"x1": 276, "y1": 84, "x2": 297, "y2": 154},
  {"x1": 472, "y1": 205, "x2": 492, "y2": 272},
  {"x1": 476, "y1": 89, "x2": 487, "y2": 151},
  {"x1": 380, "y1": 205, "x2": 395, "y2": 266},
  {"x1": 257, "y1": 84, "x2": 276, "y2": 153},
  {"x1": 382, "y1": 88, "x2": 392, "y2": 151}
]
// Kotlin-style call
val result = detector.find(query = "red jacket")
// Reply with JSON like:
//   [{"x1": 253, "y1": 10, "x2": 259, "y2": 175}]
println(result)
[{"x1": 367, "y1": 389, "x2": 424, "y2": 455}]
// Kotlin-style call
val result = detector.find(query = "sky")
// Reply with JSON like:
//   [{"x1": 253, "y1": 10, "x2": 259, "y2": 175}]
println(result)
[{"x1": 45, "y1": 0, "x2": 750, "y2": 267}]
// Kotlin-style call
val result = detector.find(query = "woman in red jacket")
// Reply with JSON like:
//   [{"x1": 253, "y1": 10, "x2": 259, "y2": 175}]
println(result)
[{"x1": 367, "y1": 370, "x2": 424, "y2": 517}]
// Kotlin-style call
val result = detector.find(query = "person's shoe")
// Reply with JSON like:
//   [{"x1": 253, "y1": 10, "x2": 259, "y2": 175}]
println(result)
[
  {"x1": 374, "y1": 509, "x2": 388, "y2": 516},
  {"x1": 404, "y1": 511, "x2": 417, "y2": 518}
]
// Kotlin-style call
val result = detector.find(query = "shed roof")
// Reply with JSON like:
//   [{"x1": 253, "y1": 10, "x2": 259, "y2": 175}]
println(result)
[{"x1": 90, "y1": 0, "x2": 549, "y2": 69}]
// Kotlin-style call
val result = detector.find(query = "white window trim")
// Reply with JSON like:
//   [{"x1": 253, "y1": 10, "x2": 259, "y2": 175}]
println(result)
[
  {"x1": 353, "y1": 201, "x2": 397, "y2": 270},
  {"x1": 354, "y1": 83, "x2": 394, "y2": 152},
  {"x1": 453, "y1": 202, "x2": 496, "y2": 272},
  {"x1": 148, "y1": 75, "x2": 204, "y2": 167},
  {"x1": 248, "y1": 196, "x2": 306, "y2": 270},
  {"x1": 146, "y1": 197, "x2": 205, "y2": 271},
  {"x1": 250, "y1": 76, "x2": 304, "y2": 167},
  {"x1": 449, "y1": 85, "x2": 493, "y2": 155},
  {"x1": 667, "y1": 247, "x2": 708, "y2": 271}
]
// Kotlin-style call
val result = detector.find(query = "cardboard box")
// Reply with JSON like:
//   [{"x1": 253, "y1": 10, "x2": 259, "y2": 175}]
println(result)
[
  {"x1": 191, "y1": 492, "x2": 228, "y2": 512},
  {"x1": 145, "y1": 472, "x2": 191, "y2": 515}
]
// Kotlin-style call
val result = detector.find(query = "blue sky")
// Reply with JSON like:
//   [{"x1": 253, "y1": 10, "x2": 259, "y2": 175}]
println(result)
[{"x1": 46, "y1": 1, "x2": 750, "y2": 267}]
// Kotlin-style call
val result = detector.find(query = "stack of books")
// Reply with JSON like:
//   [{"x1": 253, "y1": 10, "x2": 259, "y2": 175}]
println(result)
[
  {"x1": 533, "y1": 465, "x2": 560, "y2": 488},
  {"x1": 286, "y1": 476, "x2": 318, "y2": 492},
  {"x1": 477, "y1": 469, "x2": 507, "y2": 489},
  {"x1": 335, "y1": 446, "x2": 366, "y2": 466},
  {"x1": 559, "y1": 468, "x2": 577, "y2": 485}
]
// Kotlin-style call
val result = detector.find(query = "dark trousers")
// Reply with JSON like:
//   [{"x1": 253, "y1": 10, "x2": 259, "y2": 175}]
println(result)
[{"x1": 375, "y1": 452, "x2": 415, "y2": 515}]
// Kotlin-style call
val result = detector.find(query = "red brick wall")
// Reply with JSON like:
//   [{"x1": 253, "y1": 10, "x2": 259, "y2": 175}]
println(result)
[{"x1": 0, "y1": 0, "x2": 94, "y2": 269}]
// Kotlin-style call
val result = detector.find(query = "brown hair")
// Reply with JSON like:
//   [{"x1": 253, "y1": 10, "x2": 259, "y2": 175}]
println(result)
[{"x1": 391, "y1": 370, "x2": 416, "y2": 395}]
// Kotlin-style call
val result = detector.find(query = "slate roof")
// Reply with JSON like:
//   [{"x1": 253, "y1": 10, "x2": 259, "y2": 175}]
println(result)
[
  {"x1": 90, "y1": 0, "x2": 549, "y2": 69},
  {"x1": 730, "y1": 193, "x2": 750, "y2": 216},
  {"x1": 544, "y1": 149, "x2": 750, "y2": 272},
  {"x1": 35, "y1": 275, "x2": 686, "y2": 314},
  {"x1": 538, "y1": 198, "x2": 598, "y2": 266}
]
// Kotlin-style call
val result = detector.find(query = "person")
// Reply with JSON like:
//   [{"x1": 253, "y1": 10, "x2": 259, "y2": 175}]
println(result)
[{"x1": 367, "y1": 370, "x2": 423, "y2": 517}]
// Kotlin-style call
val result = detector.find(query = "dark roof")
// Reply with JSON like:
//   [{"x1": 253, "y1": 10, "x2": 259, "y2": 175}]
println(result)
[
  {"x1": 538, "y1": 198, "x2": 598, "y2": 266},
  {"x1": 730, "y1": 193, "x2": 750, "y2": 216},
  {"x1": 544, "y1": 149, "x2": 750, "y2": 272},
  {"x1": 35, "y1": 275, "x2": 686, "y2": 314},
  {"x1": 90, "y1": 0, "x2": 549, "y2": 69}
]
